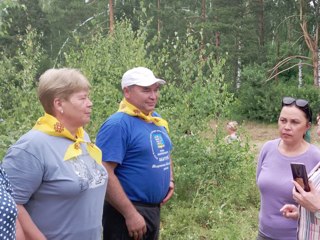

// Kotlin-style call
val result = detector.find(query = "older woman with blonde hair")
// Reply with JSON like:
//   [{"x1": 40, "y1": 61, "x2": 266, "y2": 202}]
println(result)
[{"x1": 2, "y1": 68, "x2": 108, "y2": 240}]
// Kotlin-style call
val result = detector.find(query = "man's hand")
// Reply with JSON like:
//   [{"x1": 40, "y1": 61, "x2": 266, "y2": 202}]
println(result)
[
  {"x1": 161, "y1": 181, "x2": 174, "y2": 205},
  {"x1": 104, "y1": 162, "x2": 147, "y2": 240},
  {"x1": 125, "y1": 211, "x2": 147, "y2": 240}
]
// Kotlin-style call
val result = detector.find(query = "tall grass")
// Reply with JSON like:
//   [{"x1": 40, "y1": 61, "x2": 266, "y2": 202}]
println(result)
[{"x1": 159, "y1": 127, "x2": 259, "y2": 239}]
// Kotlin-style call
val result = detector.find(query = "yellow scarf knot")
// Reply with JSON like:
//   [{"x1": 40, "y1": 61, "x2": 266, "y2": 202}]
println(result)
[
  {"x1": 118, "y1": 99, "x2": 169, "y2": 133},
  {"x1": 33, "y1": 113, "x2": 102, "y2": 164}
]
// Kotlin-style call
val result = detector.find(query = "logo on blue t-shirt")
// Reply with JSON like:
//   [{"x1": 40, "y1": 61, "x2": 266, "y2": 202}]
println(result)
[
  {"x1": 154, "y1": 133, "x2": 165, "y2": 149},
  {"x1": 150, "y1": 130, "x2": 171, "y2": 163}
]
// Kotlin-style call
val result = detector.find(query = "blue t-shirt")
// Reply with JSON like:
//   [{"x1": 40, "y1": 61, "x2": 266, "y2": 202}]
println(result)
[{"x1": 96, "y1": 112, "x2": 172, "y2": 204}]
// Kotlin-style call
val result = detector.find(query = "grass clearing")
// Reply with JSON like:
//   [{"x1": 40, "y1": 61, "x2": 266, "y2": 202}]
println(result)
[{"x1": 160, "y1": 121, "x2": 320, "y2": 239}]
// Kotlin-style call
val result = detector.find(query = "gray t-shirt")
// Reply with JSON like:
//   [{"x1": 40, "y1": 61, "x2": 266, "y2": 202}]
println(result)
[{"x1": 2, "y1": 129, "x2": 108, "y2": 240}]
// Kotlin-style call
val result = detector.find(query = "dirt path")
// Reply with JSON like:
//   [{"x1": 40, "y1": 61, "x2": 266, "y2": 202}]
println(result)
[
  {"x1": 244, "y1": 122, "x2": 278, "y2": 151},
  {"x1": 244, "y1": 121, "x2": 320, "y2": 154}
]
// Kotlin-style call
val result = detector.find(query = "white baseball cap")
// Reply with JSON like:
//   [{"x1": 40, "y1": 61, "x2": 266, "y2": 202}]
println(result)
[{"x1": 121, "y1": 67, "x2": 166, "y2": 89}]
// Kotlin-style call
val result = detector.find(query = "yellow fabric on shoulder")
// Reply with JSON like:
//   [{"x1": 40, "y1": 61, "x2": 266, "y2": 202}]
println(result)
[
  {"x1": 33, "y1": 113, "x2": 102, "y2": 164},
  {"x1": 118, "y1": 98, "x2": 169, "y2": 133}
]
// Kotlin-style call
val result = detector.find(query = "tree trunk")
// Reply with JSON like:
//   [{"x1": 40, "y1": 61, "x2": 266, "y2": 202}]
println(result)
[
  {"x1": 213, "y1": 12, "x2": 220, "y2": 63},
  {"x1": 313, "y1": 48, "x2": 319, "y2": 86},
  {"x1": 109, "y1": 0, "x2": 114, "y2": 34},
  {"x1": 300, "y1": 20, "x2": 319, "y2": 86},
  {"x1": 157, "y1": 0, "x2": 161, "y2": 39},
  {"x1": 299, "y1": 0, "x2": 319, "y2": 86},
  {"x1": 298, "y1": 59, "x2": 303, "y2": 88},
  {"x1": 318, "y1": 49, "x2": 320, "y2": 86},
  {"x1": 201, "y1": 0, "x2": 206, "y2": 20},
  {"x1": 215, "y1": 31, "x2": 220, "y2": 48},
  {"x1": 257, "y1": 0, "x2": 264, "y2": 47},
  {"x1": 200, "y1": 0, "x2": 206, "y2": 59},
  {"x1": 236, "y1": 56, "x2": 241, "y2": 89},
  {"x1": 236, "y1": 40, "x2": 241, "y2": 89}
]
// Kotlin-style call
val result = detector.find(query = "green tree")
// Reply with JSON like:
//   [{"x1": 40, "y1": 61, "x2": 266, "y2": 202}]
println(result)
[
  {"x1": 41, "y1": 0, "x2": 107, "y2": 62},
  {"x1": 0, "y1": 0, "x2": 49, "y2": 57}
]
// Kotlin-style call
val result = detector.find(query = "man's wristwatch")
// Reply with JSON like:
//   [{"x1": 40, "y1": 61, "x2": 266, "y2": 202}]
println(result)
[{"x1": 314, "y1": 209, "x2": 320, "y2": 219}]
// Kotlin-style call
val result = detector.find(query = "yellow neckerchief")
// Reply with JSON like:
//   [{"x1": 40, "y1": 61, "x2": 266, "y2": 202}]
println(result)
[
  {"x1": 33, "y1": 113, "x2": 102, "y2": 164},
  {"x1": 118, "y1": 98, "x2": 169, "y2": 133}
]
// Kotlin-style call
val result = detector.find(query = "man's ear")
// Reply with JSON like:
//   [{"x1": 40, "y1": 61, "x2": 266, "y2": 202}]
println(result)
[{"x1": 123, "y1": 87, "x2": 130, "y2": 99}]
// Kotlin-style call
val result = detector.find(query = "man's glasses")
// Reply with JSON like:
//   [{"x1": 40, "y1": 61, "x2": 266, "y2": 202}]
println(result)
[{"x1": 282, "y1": 97, "x2": 312, "y2": 122}]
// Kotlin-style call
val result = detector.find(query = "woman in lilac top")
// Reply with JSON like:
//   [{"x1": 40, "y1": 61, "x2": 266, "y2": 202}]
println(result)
[{"x1": 256, "y1": 97, "x2": 320, "y2": 240}]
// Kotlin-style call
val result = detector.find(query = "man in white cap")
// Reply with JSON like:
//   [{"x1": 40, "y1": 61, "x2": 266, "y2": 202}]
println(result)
[{"x1": 96, "y1": 67, "x2": 174, "y2": 240}]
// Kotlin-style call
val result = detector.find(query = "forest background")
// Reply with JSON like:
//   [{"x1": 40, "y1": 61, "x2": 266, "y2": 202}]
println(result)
[{"x1": 1, "y1": 0, "x2": 320, "y2": 239}]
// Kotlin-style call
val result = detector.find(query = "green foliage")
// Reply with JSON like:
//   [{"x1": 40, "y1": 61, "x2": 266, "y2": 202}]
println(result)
[
  {"x1": 231, "y1": 64, "x2": 277, "y2": 122},
  {"x1": 146, "y1": 30, "x2": 257, "y2": 239},
  {"x1": 0, "y1": 0, "x2": 49, "y2": 57},
  {"x1": 63, "y1": 20, "x2": 151, "y2": 133},
  {"x1": 150, "y1": 31, "x2": 234, "y2": 135},
  {"x1": 233, "y1": 63, "x2": 320, "y2": 123},
  {"x1": 0, "y1": 27, "x2": 43, "y2": 157},
  {"x1": 160, "y1": 125, "x2": 258, "y2": 239},
  {"x1": 0, "y1": 18, "x2": 259, "y2": 239},
  {"x1": 42, "y1": 0, "x2": 106, "y2": 59}
]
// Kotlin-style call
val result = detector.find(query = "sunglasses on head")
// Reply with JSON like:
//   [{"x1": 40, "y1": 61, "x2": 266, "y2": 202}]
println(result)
[
  {"x1": 282, "y1": 97, "x2": 309, "y2": 108},
  {"x1": 282, "y1": 97, "x2": 312, "y2": 122}
]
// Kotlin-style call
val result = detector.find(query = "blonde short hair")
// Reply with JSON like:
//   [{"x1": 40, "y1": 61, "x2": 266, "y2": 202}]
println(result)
[
  {"x1": 227, "y1": 121, "x2": 238, "y2": 131},
  {"x1": 37, "y1": 68, "x2": 90, "y2": 114}
]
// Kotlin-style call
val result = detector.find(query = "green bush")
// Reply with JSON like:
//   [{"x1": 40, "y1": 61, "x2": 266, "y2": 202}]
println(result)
[
  {"x1": 160, "y1": 125, "x2": 258, "y2": 239},
  {"x1": 63, "y1": 20, "x2": 151, "y2": 134},
  {"x1": 233, "y1": 64, "x2": 320, "y2": 123},
  {"x1": 0, "y1": 28, "x2": 43, "y2": 158}
]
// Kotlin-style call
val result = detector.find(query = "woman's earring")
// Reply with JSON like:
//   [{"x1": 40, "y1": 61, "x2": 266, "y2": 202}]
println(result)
[{"x1": 61, "y1": 109, "x2": 64, "y2": 114}]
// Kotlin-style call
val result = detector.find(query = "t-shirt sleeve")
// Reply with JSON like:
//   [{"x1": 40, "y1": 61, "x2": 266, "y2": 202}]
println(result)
[
  {"x1": 96, "y1": 120, "x2": 127, "y2": 164},
  {"x1": 2, "y1": 147, "x2": 44, "y2": 204}
]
